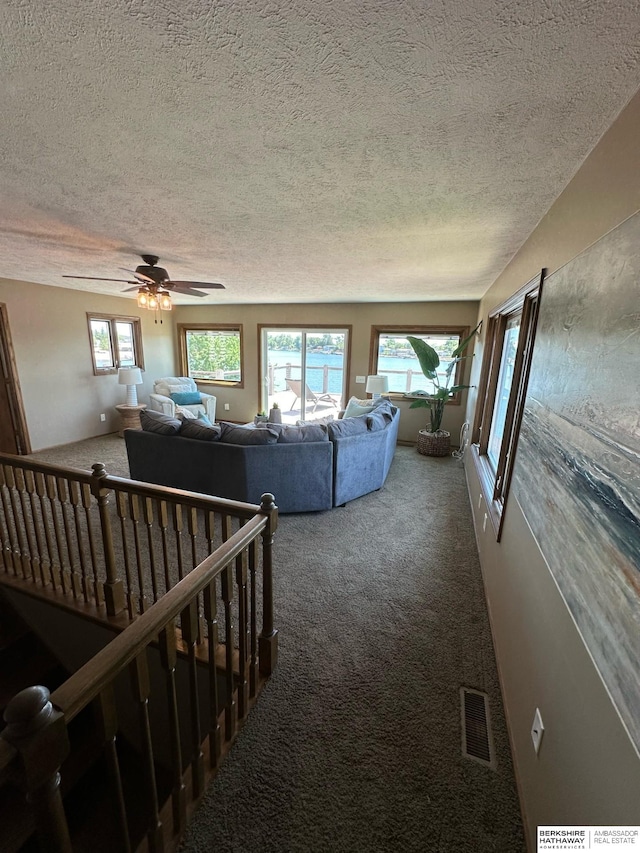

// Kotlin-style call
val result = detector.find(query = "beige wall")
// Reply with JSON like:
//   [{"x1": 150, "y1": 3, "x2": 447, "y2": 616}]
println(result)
[
  {"x1": 465, "y1": 87, "x2": 640, "y2": 847},
  {"x1": 175, "y1": 301, "x2": 480, "y2": 444},
  {"x1": 0, "y1": 279, "x2": 176, "y2": 450},
  {"x1": 0, "y1": 279, "x2": 479, "y2": 450}
]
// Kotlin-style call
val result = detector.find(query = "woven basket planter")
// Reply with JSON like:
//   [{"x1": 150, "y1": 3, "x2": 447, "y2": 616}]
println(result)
[{"x1": 416, "y1": 429, "x2": 451, "y2": 457}]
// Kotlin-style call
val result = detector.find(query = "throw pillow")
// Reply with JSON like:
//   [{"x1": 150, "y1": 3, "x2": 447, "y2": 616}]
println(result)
[
  {"x1": 177, "y1": 409, "x2": 197, "y2": 420},
  {"x1": 180, "y1": 418, "x2": 221, "y2": 442},
  {"x1": 367, "y1": 401, "x2": 398, "y2": 431},
  {"x1": 367, "y1": 411, "x2": 388, "y2": 432},
  {"x1": 198, "y1": 412, "x2": 213, "y2": 426},
  {"x1": 170, "y1": 391, "x2": 202, "y2": 406},
  {"x1": 276, "y1": 423, "x2": 329, "y2": 443},
  {"x1": 140, "y1": 408, "x2": 182, "y2": 436},
  {"x1": 167, "y1": 383, "x2": 192, "y2": 395},
  {"x1": 327, "y1": 414, "x2": 369, "y2": 438},
  {"x1": 343, "y1": 396, "x2": 386, "y2": 418},
  {"x1": 219, "y1": 422, "x2": 279, "y2": 445}
]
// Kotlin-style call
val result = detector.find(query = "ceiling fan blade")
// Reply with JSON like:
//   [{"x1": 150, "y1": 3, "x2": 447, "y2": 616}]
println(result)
[
  {"x1": 170, "y1": 286, "x2": 209, "y2": 297},
  {"x1": 120, "y1": 267, "x2": 155, "y2": 283},
  {"x1": 169, "y1": 280, "x2": 225, "y2": 289},
  {"x1": 121, "y1": 285, "x2": 145, "y2": 292},
  {"x1": 62, "y1": 275, "x2": 136, "y2": 283}
]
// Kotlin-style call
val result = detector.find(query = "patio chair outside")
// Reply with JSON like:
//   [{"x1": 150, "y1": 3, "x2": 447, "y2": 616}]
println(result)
[{"x1": 285, "y1": 379, "x2": 338, "y2": 412}]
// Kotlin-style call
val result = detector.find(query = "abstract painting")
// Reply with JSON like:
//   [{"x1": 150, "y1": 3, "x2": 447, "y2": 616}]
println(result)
[{"x1": 512, "y1": 211, "x2": 640, "y2": 752}]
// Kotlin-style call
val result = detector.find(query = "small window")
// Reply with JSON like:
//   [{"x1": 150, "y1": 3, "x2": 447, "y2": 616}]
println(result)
[
  {"x1": 178, "y1": 324, "x2": 243, "y2": 387},
  {"x1": 370, "y1": 326, "x2": 469, "y2": 399},
  {"x1": 88, "y1": 314, "x2": 144, "y2": 375},
  {"x1": 471, "y1": 269, "x2": 545, "y2": 538}
]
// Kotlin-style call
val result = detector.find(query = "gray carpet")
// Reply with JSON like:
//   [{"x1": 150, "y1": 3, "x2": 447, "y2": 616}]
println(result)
[{"x1": 29, "y1": 435, "x2": 525, "y2": 853}]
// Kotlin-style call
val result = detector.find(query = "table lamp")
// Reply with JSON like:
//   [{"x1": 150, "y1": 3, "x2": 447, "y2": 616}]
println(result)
[
  {"x1": 366, "y1": 375, "x2": 389, "y2": 400},
  {"x1": 118, "y1": 367, "x2": 143, "y2": 406}
]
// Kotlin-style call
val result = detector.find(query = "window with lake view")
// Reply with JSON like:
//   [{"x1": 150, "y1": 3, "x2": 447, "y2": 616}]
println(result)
[
  {"x1": 370, "y1": 326, "x2": 468, "y2": 396},
  {"x1": 259, "y1": 326, "x2": 350, "y2": 423}
]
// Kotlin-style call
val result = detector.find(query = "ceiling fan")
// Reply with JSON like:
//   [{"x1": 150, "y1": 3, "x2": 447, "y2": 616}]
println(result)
[{"x1": 63, "y1": 254, "x2": 225, "y2": 312}]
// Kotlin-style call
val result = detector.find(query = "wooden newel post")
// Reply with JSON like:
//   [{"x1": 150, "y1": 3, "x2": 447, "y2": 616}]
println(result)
[
  {"x1": 258, "y1": 493, "x2": 279, "y2": 676},
  {"x1": 91, "y1": 463, "x2": 125, "y2": 616},
  {"x1": 2, "y1": 686, "x2": 72, "y2": 853}
]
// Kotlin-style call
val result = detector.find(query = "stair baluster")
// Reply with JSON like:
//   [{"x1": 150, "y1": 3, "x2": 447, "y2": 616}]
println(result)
[
  {"x1": 129, "y1": 652, "x2": 164, "y2": 852},
  {"x1": 94, "y1": 686, "x2": 131, "y2": 852},
  {"x1": 181, "y1": 600, "x2": 205, "y2": 800},
  {"x1": 158, "y1": 626, "x2": 187, "y2": 836}
]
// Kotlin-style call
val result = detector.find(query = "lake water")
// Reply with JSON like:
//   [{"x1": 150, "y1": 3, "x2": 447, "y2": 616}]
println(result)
[{"x1": 267, "y1": 349, "x2": 441, "y2": 394}]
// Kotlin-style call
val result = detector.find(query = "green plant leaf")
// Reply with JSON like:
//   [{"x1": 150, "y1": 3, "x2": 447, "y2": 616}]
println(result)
[
  {"x1": 407, "y1": 336, "x2": 440, "y2": 375},
  {"x1": 451, "y1": 322, "x2": 482, "y2": 359},
  {"x1": 409, "y1": 399, "x2": 430, "y2": 409}
]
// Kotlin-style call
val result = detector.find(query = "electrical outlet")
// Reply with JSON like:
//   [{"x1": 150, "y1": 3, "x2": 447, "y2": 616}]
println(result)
[
  {"x1": 100, "y1": 413, "x2": 106, "y2": 422},
  {"x1": 355, "y1": 375, "x2": 366, "y2": 384},
  {"x1": 224, "y1": 403, "x2": 230, "y2": 411},
  {"x1": 531, "y1": 708, "x2": 544, "y2": 754}
]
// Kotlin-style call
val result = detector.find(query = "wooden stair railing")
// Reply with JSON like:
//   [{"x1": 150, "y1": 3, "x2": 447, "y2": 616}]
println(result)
[
  {"x1": 0, "y1": 497, "x2": 279, "y2": 852},
  {"x1": 0, "y1": 452, "x2": 274, "y2": 622},
  {"x1": 0, "y1": 452, "x2": 279, "y2": 851}
]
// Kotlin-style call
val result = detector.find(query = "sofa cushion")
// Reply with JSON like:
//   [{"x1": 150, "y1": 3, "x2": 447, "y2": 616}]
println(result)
[
  {"x1": 170, "y1": 391, "x2": 202, "y2": 406},
  {"x1": 140, "y1": 408, "x2": 182, "y2": 436},
  {"x1": 296, "y1": 414, "x2": 335, "y2": 426},
  {"x1": 180, "y1": 418, "x2": 221, "y2": 441},
  {"x1": 275, "y1": 423, "x2": 329, "y2": 443},
  {"x1": 219, "y1": 422, "x2": 279, "y2": 445},
  {"x1": 327, "y1": 414, "x2": 370, "y2": 438}
]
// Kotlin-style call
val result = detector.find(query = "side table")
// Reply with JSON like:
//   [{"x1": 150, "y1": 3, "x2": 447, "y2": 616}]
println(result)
[{"x1": 115, "y1": 403, "x2": 147, "y2": 437}]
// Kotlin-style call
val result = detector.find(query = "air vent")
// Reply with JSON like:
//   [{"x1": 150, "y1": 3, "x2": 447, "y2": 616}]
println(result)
[{"x1": 460, "y1": 687, "x2": 496, "y2": 769}]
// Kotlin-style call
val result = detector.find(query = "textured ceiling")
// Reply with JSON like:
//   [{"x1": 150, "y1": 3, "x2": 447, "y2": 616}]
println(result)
[{"x1": 1, "y1": 1, "x2": 639, "y2": 305}]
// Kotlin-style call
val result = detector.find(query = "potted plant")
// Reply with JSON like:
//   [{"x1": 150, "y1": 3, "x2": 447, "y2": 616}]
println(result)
[
  {"x1": 254, "y1": 411, "x2": 269, "y2": 425},
  {"x1": 269, "y1": 401, "x2": 282, "y2": 424},
  {"x1": 406, "y1": 324, "x2": 480, "y2": 456}
]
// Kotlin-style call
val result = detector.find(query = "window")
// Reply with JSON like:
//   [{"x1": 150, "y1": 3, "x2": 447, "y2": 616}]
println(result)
[
  {"x1": 370, "y1": 326, "x2": 469, "y2": 398},
  {"x1": 471, "y1": 269, "x2": 545, "y2": 538},
  {"x1": 178, "y1": 324, "x2": 243, "y2": 386},
  {"x1": 87, "y1": 313, "x2": 143, "y2": 375},
  {"x1": 259, "y1": 326, "x2": 350, "y2": 422}
]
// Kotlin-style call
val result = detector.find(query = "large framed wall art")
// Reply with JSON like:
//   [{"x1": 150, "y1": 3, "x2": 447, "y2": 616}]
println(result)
[{"x1": 511, "y1": 211, "x2": 640, "y2": 752}]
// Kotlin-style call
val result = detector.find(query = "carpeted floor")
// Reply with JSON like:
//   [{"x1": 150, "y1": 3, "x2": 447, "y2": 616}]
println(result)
[{"x1": 29, "y1": 434, "x2": 526, "y2": 853}]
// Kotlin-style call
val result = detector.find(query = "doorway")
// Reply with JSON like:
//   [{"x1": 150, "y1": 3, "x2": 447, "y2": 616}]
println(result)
[
  {"x1": 260, "y1": 326, "x2": 350, "y2": 423},
  {"x1": 0, "y1": 304, "x2": 31, "y2": 454}
]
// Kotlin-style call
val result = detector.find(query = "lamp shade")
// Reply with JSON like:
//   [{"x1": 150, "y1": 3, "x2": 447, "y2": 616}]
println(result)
[
  {"x1": 118, "y1": 367, "x2": 143, "y2": 406},
  {"x1": 118, "y1": 367, "x2": 143, "y2": 386},
  {"x1": 366, "y1": 375, "x2": 389, "y2": 396}
]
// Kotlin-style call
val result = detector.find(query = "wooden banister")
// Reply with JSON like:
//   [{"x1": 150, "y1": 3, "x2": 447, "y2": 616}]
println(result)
[
  {"x1": 50, "y1": 515, "x2": 267, "y2": 723},
  {"x1": 0, "y1": 451, "x2": 280, "y2": 851},
  {"x1": 2, "y1": 686, "x2": 72, "y2": 853}
]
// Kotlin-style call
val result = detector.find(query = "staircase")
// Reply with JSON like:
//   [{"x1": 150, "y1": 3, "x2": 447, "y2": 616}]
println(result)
[{"x1": 0, "y1": 451, "x2": 279, "y2": 852}]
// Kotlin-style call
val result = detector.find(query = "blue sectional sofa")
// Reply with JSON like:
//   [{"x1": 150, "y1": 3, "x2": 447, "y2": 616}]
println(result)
[{"x1": 124, "y1": 403, "x2": 399, "y2": 514}]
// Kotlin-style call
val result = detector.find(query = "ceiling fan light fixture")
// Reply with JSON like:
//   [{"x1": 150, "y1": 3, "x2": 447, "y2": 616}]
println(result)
[
  {"x1": 137, "y1": 288, "x2": 149, "y2": 308},
  {"x1": 158, "y1": 292, "x2": 172, "y2": 311},
  {"x1": 147, "y1": 292, "x2": 159, "y2": 311}
]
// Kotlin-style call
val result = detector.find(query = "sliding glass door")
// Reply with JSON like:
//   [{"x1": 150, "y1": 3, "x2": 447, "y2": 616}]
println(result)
[{"x1": 260, "y1": 327, "x2": 349, "y2": 423}]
